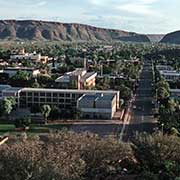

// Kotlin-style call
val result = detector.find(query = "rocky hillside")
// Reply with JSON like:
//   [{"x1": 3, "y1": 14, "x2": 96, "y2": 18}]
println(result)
[
  {"x1": 0, "y1": 20, "x2": 150, "y2": 42},
  {"x1": 160, "y1": 30, "x2": 180, "y2": 44}
]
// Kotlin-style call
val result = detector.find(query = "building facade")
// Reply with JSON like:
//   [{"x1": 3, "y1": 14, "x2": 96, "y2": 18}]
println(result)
[
  {"x1": 1, "y1": 67, "x2": 40, "y2": 78},
  {"x1": 55, "y1": 68, "x2": 97, "y2": 90},
  {"x1": 0, "y1": 86, "x2": 120, "y2": 119}
]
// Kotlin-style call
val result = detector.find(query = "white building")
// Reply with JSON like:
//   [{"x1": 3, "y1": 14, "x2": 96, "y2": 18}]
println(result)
[
  {"x1": 77, "y1": 93, "x2": 117, "y2": 119},
  {"x1": 1, "y1": 67, "x2": 40, "y2": 78},
  {"x1": 0, "y1": 86, "x2": 120, "y2": 120},
  {"x1": 170, "y1": 89, "x2": 180, "y2": 100},
  {"x1": 10, "y1": 49, "x2": 48, "y2": 64},
  {"x1": 159, "y1": 70, "x2": 180, "y2": 82},
  {"x1": 55, "y1": 68, "x2": 97, "y2": 90},
  {"x1": 156, "y1": 65, "x2": 174, "y2": 71}
]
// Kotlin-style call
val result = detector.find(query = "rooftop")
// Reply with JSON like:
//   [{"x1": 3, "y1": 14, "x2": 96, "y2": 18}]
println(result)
[
  {"x1": 160, "y1": 71, "x2": 180, "y2": 76},
  {"x1": 79, "y1": 93, "x2": 115, "y2": 102},
  {"x1": 4, "y1": 67, "x2": 38, "y2": 71},
  {"x1": 21, "y1": 88, "x2": 119, "y2": 95}
]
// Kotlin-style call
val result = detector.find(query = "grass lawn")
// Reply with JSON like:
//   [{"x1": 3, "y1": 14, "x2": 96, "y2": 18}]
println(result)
[{"x1": 0, "y1": 123, "x2": 71, "y2": 136}]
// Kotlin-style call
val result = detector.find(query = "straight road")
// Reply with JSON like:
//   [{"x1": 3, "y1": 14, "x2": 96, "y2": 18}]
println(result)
[{"x1": 122, "y1": 60, "x2": 157, "y2": 141}]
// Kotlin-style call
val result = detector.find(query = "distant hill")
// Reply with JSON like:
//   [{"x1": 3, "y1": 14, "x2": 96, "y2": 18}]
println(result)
[
  {"x1": 147, "y1": 34, "x2": 165, "y2": 42},
  {"x1": 0, "y1": 20, "x2": 150, "y2": 42},
  {"x1": 160, "y1": 31, "x2": 180, "y2": 44}
]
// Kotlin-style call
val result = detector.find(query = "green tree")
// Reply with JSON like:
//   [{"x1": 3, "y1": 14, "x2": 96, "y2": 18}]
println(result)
[
  {"x1": 41, "y1": 105, "x2": 51, "y2": 124},
  {"x1": 0, "y1": 97, "x2": 16, "y2": 118},
  {"x1": 132, "y1": 133, "x2": 180, "y2": 180}
]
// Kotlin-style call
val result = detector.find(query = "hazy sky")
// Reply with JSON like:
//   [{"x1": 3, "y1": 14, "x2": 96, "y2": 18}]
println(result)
[{"x1": 0, "y1": 0, "x2": 179, "y2": 34}]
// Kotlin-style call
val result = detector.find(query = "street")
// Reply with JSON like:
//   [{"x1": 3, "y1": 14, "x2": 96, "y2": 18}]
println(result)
[{"x1": 122, "y1": 60, "x2": 157, "y2": 141}]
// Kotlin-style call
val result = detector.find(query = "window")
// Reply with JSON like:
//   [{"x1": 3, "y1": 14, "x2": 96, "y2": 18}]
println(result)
[
  {"x1": 47, "y1": 93, "x2": 51, "y2": 97},
  {"x1": 34, "y1": 97, "x2": 39, "y2": 102},
  {"x1": 59, "y1": 93, "x2": 64, "y2": 97},
  {"x1": 28, "y1": 92, "x2": 32, "y2": 96},
  {"x1": 66, "y1": 99, "x2": 71, "y2": 103},
  {"x1": 47, "y1": 98, "x2": 51, "y2": 103},
  {"x1": 65, "y1": 93, "x2": 70, "y2": 97},
  {"x1": 53, "y1": 93, "x2": 58, "y2": 97},
  {"x1": 59, "y1": 99, "x2": 64, "y2": 103},
  {"x1": 40, "y1": 92, "x2": 45, "y2": 96},
  {"x1": 28, "y1": 97, "x2": 32, "y2": 101},
  {"x1": 53, "y1": 99, "x2": 58, "y2": 102},
  {"x1": 40, "y1": 98, "x2": 45, "y2": 102},
  {"x1": 34, "y1": 92, "x2": 39, "y2": 97}
]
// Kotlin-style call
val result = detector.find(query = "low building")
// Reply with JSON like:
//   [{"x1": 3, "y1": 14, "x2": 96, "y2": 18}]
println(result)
[
  {"x1": 10, "y1": 49, "x2": 48, "y2": 64},
  {"x1": 1, "y1": 67, "x2": 40, "y2": 78},
  {"x1": 170, "y1": 89, "x2": 180, "y2": 100},
  {"x1": 159, "y1": 70, "x2": 180, "y2": 82},
  {"x1": 156, "y1": 65, "x2": 174, "y2": 71},
  {"x1": 77, "y1": 93, "x2": 117, "y2": 119},
  {"x1": 0, "y1": 86, "x2": 120, "y2": 120},
  {"x1": 0, "y1": 85, "x2": 21, "y2": 105},
  {"x1": 55, "y1": 68, "x2": 97, "y2": 90}
]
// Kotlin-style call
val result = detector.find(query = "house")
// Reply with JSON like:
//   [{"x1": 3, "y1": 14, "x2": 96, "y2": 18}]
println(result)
[{"x1": 55, "y1": 68, "x2": 97, "y2": 90}]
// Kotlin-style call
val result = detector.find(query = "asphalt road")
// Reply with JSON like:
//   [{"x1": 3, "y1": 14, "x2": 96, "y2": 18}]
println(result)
[{"x1": 122, "y1": 60, "x2": 157, "y2": 141}]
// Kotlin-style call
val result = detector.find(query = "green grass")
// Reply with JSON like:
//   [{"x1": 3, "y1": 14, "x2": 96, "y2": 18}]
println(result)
[{"x1": 0, "y1": 123, "x2": 71, "y2": 136}]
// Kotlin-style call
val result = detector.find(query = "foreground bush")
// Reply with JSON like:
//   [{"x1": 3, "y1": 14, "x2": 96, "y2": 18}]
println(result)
[
  {"x1": 132, "y1": 133, "x2": 180, "y2": 180},
  {"x1": 0, "y1": 131, "x2": 134, "y2": 180},
  {"x1": 0, "y1": 132, "x2": 180, "y2": 180}
]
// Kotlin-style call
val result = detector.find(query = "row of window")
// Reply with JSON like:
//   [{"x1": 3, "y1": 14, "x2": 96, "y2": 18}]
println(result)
[
  {"x1": 20, "y1": 92, "x2": 81, "y2": 98},
  {"x1": 20, "y1": 98, "x2": 74, "y2": 103}
]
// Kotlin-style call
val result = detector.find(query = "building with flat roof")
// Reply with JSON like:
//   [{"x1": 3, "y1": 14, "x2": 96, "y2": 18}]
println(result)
[
  {"x1": 10, "y1": 49, "x2": 48, "y2": 64},
  {"x1": 159, "y1": 70, "x2": 180, "y2": 82},
  {"x1": 1, "y1": 67, "x2": 40, "y2": 78},
  {"x1": 77, "y1": 93, "x2": 117, "y2": 119},
  {"x1": 170, "y1": 89, "x2": 180, "y2": 100},
  {"x1": 156, "y1": 65, "x2": 174, "y2": 71},
  {"x1": 0, "y1": 86, "x2": 120, "y2": 119},
  {"x1": 55, "y1": 68, "x2": 97, "y2": 90}
]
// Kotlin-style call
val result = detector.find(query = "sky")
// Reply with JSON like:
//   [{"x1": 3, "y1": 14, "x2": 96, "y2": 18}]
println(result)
[{"x1": 0, "y1": 0, "x2": 179, "y2": 34}]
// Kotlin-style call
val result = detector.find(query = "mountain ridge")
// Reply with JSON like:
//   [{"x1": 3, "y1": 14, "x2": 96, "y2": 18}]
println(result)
[
  {"x1": 160, "y1": 30, "x2": 180, "y2": 44},
  {"x1": 0, "y1": 19, "x2": 151, "y2": 42}
]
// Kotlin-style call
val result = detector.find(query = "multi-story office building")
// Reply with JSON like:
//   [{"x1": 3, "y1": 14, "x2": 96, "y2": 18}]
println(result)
[{"x1": 0, "y1": 86, "x2": 120, "y2": 119}]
